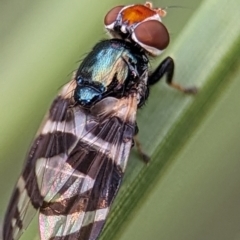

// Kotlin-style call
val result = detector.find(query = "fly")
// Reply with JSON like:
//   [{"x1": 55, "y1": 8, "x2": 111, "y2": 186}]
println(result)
[{"x1": 3, "y1": 2, "x2": 196, "y2": 240}]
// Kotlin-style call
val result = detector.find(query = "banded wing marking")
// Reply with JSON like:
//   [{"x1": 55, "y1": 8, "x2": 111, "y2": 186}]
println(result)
[
  {"x1": 3, "y1": 80, "x2": 78, "y2": 240},
  {"x1": 4, "y1": 80, "x2": 138, "y2": 240},
  {"x1": 39, "y1": 91, "x2": 138, "y2": 239}
]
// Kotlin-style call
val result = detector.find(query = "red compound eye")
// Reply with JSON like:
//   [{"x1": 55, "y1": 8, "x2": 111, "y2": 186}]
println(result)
[
  {"x1": 104, "y1": 5, "x2": 124, "y2": 26},
  {"x1": 134, "y1": 20, "x2": 169, "y2": 52},
  {"x1": 104, "y1": 4, "x2": 169, "y2": 56}
]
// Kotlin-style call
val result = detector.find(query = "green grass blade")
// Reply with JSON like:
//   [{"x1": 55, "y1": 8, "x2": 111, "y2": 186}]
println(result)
[
  {"x1": 100, "y1": 0, "x2": 240, "y2": 239},
  {"x1": 0, "y1": 0, "x2": 239, "y2": 239}
]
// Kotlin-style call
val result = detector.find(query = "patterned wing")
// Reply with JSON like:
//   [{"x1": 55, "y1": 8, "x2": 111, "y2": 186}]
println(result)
[{"x1": 3, "y1": 79, "x2": 138, "y2": 240}]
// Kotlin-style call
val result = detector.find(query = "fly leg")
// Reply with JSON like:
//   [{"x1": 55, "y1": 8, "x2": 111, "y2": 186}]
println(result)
[
  {"x1": 133, "y1": 124, "x2": 150, "y2": 163},
  {"x1": 149, "y1": 56, "x2": 197, "y2": 94}
]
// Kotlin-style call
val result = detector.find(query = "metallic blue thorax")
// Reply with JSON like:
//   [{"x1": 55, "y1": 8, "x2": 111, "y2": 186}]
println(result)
[{"x1": 74, "y1": 39, "x2": 148, "y2": 107}]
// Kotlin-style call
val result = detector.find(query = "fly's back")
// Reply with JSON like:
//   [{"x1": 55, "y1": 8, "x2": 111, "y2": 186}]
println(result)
[{"x1": 74, "y1": 39, "x2": 148, "y2": 107}]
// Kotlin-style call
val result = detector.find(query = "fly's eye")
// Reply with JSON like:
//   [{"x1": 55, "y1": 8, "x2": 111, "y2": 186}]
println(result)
[
  {"x1": 104, "y1": 5, "x2": 124, "y2": 26},
  {"x1": 133, "y1": 20, "x2": 169, "y2": 55}
]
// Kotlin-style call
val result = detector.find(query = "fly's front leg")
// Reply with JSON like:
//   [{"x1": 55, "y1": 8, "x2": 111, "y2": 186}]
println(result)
[
  {"x1": 133, "y1": 124, "x2": 150, "y2": 163},
  {"x1": 149, "y1": 57, "x2": 197, "y2": 94}
]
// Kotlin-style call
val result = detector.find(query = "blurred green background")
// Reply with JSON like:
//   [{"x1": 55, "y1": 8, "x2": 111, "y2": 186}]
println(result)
[{"x1": 1, "y1": 0, "x2": 240, "y2": 240}]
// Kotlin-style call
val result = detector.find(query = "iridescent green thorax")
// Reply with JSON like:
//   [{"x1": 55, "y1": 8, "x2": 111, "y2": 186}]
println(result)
[{"x1": 74, "y1": 39, "x2": 148, "y2": 107}]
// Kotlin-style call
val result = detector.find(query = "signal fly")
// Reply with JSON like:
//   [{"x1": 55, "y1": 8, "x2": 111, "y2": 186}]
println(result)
[{"x1": 3, "y1": 2, "x2": 197, "y2": 240}]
